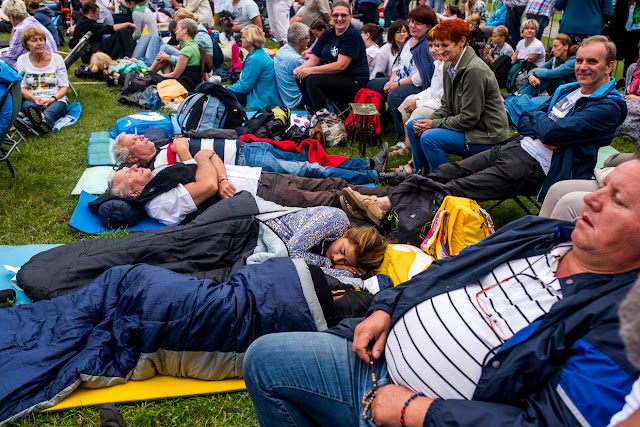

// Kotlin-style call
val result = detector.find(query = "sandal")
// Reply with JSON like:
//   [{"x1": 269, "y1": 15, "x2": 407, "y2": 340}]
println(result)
[
  {"x1": 342, "y1": 188, "x2": 385, "y2": 227},
  {"x1": 393, "y1": 161, "x2": 414, "y2": 175},
  {"x1": 339, "y1": 195, "x2": 364, "y2": 220},
  {"x1": 389, "y1": 144, "x2": 411, "y2": 157},
  {"x1": 25, "y1": 106, "x2": 51, "y2": 134},
  {"x1": 104, "y1": 67, "x2": 118, "y2": 87}
]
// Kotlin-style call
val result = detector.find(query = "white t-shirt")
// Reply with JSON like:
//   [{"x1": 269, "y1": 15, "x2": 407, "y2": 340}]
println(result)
[
  {"x1": 386, "y1": 243, "x2": 570, "y2": 400},
  {"x1": 414, "y1": 60, "x2": 444, "y2": 110},
  {"x1": 223, "y1": 0, "x2": 260, "y2": 30},
  {"x1": 366, "y1": 43, "x2": 380, "y2": 77},
  {"x1": 370, "y1": 42, "x2": 397, "y2": 78},
  {"x1": 608, "y1": 379, "x2": 640, "y2": 426},
  {"x1": 393, "y1": 41, "x2": 421, "y2": 86},
  {"x1": 515, "y1": 38, "x2": 546, "y2": 67},
  {"x1": 16, "y1": 53, "x2": 69, "y2": 103},
  {"x1": 520, "y1": 88, "x2": 587, "y2": 174},
  {"x1": 145, "y1": 160, "x2": 262, "y2": 225}
]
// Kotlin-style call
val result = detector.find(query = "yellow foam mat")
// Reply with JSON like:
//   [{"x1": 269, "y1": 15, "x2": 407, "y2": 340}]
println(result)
[{"x1": 43, "y1": 377, "x2": 246, "y2": 412}]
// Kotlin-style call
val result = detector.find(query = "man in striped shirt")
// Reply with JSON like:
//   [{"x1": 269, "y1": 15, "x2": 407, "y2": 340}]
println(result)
[{"x1": 243, "y1": 159, "x2": 640, "y2": 426}]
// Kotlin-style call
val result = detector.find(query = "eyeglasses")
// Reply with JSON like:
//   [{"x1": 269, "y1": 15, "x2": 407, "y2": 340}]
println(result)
[
  {"x1": 408, "y1": 19, "x2": 426, "y2": 26},
  {"x1": 331, "y1": 13, "x2": 350, "y2": 18}
]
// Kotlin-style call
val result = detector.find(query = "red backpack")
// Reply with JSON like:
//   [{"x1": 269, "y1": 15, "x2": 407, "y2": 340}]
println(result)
[{"x1": 344, "y1": 88, "x2": 384, "y2": 135}]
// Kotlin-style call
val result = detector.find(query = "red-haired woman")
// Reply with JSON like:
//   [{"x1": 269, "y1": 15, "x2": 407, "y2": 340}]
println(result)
[{"x1": 405, "y1": 17, "x2": 509, "y2": 174}]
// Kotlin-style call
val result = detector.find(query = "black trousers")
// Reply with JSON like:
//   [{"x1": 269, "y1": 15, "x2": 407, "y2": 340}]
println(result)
[
  {"x1": 257, "y1": 171, "x2": 395, "y2": 208},
  {"x1": 428, "y1": 141, "x2": 546, "y2": 201},
  {"x1": 297, "y1": 74, "x2": 366, "y2": 113},
  {"x1": 359, "y1": 3, "x2": 380, "y2": 25}
]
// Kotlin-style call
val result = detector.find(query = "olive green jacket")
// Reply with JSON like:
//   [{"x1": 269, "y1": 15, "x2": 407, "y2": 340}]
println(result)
[{"x1": 430, "y1": 47, "x2": 509, "y2": 145}]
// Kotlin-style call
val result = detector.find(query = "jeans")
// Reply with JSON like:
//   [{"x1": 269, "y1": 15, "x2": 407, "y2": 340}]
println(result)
[
  {"x1": 526, "y1": 13, "x2": 550, "y2": 40},
  {"x1": 383, "y1": 0, "x2": 407, "y2": 27},
  {"x1": 237, "y1": 142, "x2": 378, "y2": 185},
  {"x1": 406, "y1": 124, "x2": 493, "y2": 173},
  {"x1": 367, "y1": 78, "x2": 421, "y2": 139},
  {"x1": 516, "y1": 77, "x2": 563, "y2": 96},
  {"x1": 244, "y1": 332, "x2": 390, "y2": 427},
  {"x1": 425, "y1": 0, "x2": 444, "y2": 13},
  {"x1": 297, "y1": 74, "x2": 365, "y2": 113},
  {"x1": 132, "y1": 34, "x2": 165, "y2": 67},
  {"x1": 506, "y1": 5, "x2": 526, "y2": 50},
  {"x1": 21, "y1": 99, "x2": 68, "y2": 127}
]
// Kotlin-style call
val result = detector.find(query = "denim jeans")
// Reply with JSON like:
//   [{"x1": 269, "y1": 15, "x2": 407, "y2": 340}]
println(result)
[
  {"x1": 406, "y1": 124, "x2": 494, "y2": 173},
  {"x1": 244, "y1": 332, "x2": 390, "y2": 427},
  {"x1": 132, "y1": 34, "x2": 165, "y2": 67},
  {"x1": 516, "y1": 77, "x2": 563, "y2": 96},
  {"x1": 506, "y1": 5, "x2": 526, "y2": 50},
  {"x1": 237, "y1": 142, "x2": 378, "y2": 185},
  {"x1": 367, "y1": 78, "x2": 421, "y2": 139},
  {"x1": 526, "y1": 13, "x2": 550, "y2": 40},
  {"x1": 425, "y1": 0, "x2": 444, "y2": 13},
  {"x1": 21, "y1": 99, "x2": 67, "y2": 127}
]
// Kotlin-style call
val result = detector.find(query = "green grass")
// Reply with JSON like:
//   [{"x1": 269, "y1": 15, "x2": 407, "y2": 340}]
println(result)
[{"x1": 1, "y1": 34, "x2": 636, "y2": 425}]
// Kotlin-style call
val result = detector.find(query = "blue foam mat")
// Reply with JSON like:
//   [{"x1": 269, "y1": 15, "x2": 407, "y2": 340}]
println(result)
[
  {"x1": 1, "y1": 244, "x2": 61, "y2": 304},
  {"x1": 69, "y1": 191, "x2": 166, "y2": 235}
]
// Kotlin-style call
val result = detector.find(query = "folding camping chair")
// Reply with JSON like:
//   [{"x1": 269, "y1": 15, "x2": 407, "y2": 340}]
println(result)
[
  {"x1": 0, "y1": 80, "x2": 26, "y2": 177},
  {"x1": 63, "y1": 30, "x2": 93, "y2": 100}
]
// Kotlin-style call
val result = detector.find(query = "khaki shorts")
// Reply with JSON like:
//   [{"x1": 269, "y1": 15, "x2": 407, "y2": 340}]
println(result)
[{"x1": 398, "y1": 94, "x2": 436, "y2": 121}]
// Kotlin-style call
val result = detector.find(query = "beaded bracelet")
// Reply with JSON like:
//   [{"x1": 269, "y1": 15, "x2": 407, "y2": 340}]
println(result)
[{"x1": 400, "y1": 391, "x2": 424, "y2": 424}]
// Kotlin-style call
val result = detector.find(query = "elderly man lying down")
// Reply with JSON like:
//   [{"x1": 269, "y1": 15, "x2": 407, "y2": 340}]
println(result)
[{"x1": 0, "y1": 258, "x2": 390, "y2": 425}]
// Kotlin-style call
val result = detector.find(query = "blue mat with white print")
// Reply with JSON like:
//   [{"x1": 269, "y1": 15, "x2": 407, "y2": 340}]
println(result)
[{"x1": 0, "y1": 244, "x2": 61, "y2": 305}]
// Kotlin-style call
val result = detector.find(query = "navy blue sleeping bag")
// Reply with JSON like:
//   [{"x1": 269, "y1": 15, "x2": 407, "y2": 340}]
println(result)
[{"x1": 0, "y1": 258, "x2": 332, "y2": 424}]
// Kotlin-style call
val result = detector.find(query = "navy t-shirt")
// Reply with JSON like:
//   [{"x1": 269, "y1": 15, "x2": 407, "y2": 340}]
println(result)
[{"x1": 311, "y1": 24, "x2": 370, "y2": 82}]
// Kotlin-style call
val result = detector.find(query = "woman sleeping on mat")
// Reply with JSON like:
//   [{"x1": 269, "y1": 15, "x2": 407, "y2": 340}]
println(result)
[
  {"x1": 263, "y1": 206, "x2": 389, "y2": 278},
  {"x1": 0, "y1": 258, "x2": 388, "y2": 424}
]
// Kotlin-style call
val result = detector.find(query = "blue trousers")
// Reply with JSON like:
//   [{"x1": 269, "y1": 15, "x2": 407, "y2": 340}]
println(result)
[
  {"x1": 425, "y1": 0, "x2": 444, "y2": 13},
  {"x1": 237, "y1": 142, "x2": 377, "y2": 185},
  {"x1": 383, "y1": 0, "x2": 407, "y2": 27},
  {"x1": 244, "y1": 332, "x2": 390, "y2": 427},
  {"x1": 517, "y1": 77, "x2": 564, "y2": 96},
  {"x1": 406, "y1": 123, "x2": 494, "y2": 173},
  {"x1": 132, "y1": 34, "x2": 165, "y2": 67},
  {"x1": 21, "y1": 99, "x2": 67, "y2": 127},
  {"x1": 367, "y1": 77, "x2": 421, "y2": 140}
]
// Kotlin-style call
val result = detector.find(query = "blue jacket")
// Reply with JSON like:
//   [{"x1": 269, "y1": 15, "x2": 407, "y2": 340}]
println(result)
[
  {"x1": 396, "y1": 33, "x2": 435, "y2": 91},
  {"x1": 517, "y1": 78, "x2": 626, "y2": 199},
  {"x1": 555, "y1": 0, "x2": 613, "y2": 36},
  {"x1": 529, "y1": 55, "x2": 577, "y2": 84},
  {"x1": 485, "y1": 1, "x2": 507, "y2": 26},
  {"x1": 331, "y1": 216, "x2": 639, "y2": 426},
  {"x1": 227, "y1": 48, "x2": 282, "y2": 111}
]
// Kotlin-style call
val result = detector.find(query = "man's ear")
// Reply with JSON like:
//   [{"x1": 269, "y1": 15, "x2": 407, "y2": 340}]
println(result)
[
  {"x1": 128, "y1": 189, "x2": 141, "y2": 198},
  {"x1": 127, "y1": 154, "x2": 139, "y2": 163}
]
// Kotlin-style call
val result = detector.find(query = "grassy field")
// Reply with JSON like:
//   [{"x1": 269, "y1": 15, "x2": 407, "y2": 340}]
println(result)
[{"x1": 1, "y1": 30, "x2": 637, "y2": 426}]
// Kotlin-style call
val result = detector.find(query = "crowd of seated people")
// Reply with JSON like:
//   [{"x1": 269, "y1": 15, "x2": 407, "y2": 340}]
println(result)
[{"x1": 4, "y1": 0, "x2": 640, "y2": 425}]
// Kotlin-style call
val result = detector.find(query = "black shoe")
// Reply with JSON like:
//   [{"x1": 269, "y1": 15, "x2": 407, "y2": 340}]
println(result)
[
  {"x1": 377, "y1": 170, "x2": 406, "y2": 186},
  {"x1": 369, "y1": 141, "x2": 389, "y2": 173},
  {"x1": 99, "y1": 404, "x2": 126, "y2": 427},
  {"x1": 14, "y1": 117, "x2": 40, "y2": 136},
  {"x1": 25, "y1": 105, "x2": 52, "y2": 134}
]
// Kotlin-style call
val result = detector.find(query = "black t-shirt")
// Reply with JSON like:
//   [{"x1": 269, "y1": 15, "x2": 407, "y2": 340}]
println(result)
[
  {"x1": 70, "y1": 16, "x2": 114, "y2": 48},
  {"x1": 311, "y1": 24, "x2": 369, "y2": 82}
]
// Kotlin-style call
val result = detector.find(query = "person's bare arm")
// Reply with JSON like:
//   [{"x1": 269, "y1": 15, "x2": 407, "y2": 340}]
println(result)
[
  {"x1": 208, "y1": 149, "x2": 236, "y2": 198},
  {"x1": 113, "y1": 22, "x2": 136, "y2": 31},
  {"x1": 184, "y1": 150, "x2": 219, "y2": 205},
  {"x1": 171, "y1": 138, "x2": 192, "y2": 161},
  {"x1": 293, "y1": 54, "x2": 352, "y2": 78},
  {"x1": 250, "y1": 15, "x2": 263, "y2": 29},
  {"x1": 162, "y1": 53, "x2": 189, "y2": 78}
]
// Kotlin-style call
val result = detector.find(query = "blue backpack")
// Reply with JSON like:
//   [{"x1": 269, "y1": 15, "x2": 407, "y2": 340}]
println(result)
[
  {"x1": 198, "y1": 29, "x2": 225, "y2": 70},
  {"x1": 110, "y1": 112, "x2": 174, "y2": 138},
  {"x1": 173, "y1": 93, "x2": 227, "y2": 134}
]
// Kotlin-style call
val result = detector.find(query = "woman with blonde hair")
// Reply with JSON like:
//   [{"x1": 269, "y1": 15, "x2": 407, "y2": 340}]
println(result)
[
  {"x1": 515, "y1": 33, "x2": 578, "y2": 96},
  {"x1": 14, "y1": 27, "x2": 69, "y2": 135},
  {"x1": 226, "y1": 25, "x2": 281, "y2": 109}
]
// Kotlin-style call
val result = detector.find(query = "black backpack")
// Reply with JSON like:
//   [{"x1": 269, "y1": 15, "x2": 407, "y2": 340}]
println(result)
[{"x1": 385, "y1": 175, "x2": 450, "y2": 246}]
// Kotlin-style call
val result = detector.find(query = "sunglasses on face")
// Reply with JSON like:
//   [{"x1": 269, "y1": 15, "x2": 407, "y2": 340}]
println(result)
[{"x1": 331, "y1": 13, "x2": 350, "y2": 18}]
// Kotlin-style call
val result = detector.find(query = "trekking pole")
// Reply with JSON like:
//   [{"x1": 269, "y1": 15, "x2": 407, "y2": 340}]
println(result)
[{"x1": 546, "y1": 11, "x2": 554, "y2": 49}]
